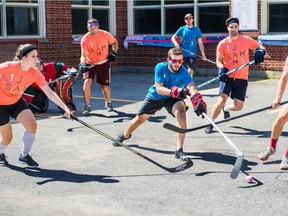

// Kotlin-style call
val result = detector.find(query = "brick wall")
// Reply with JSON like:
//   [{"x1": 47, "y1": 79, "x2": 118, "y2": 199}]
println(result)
[
  {"x1": 0, "y1": 0, "x2": 286, "y2": 77},
  {"x1": 40, "y1": 0, "x2": 80, "y2": 67}
]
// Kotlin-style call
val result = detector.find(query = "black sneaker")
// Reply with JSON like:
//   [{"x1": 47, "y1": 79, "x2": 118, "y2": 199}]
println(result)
[
  {"x1": 0, "y1": 153, "x2": 9, "y2": 166},
  {"x1": 222, "y1": 107, "x2": 230, "y2": 119},
  {"x1": 175, "y1": 148, "x2": 189, "y2": 161},
  {"x1": 105, "y1": 102, "x2": 113, "y2": 112},
  {"x1": 19, "y1": 154, "x2": 39, "y2": 168},
  {"x1": 82, "y1": 105, "x2": 92, "y2": 115},
  {"x1": 204, "y1": 124, "x2": 214, "y2": 134},
  {"x1": 113, "y1": 132, "x2": 131, "y2": 146}
]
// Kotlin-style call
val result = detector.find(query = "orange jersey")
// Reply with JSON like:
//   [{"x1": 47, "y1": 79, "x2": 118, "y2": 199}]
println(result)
[
  {"x1": 217, "y1": 35, "x2": 259, "y2": 80},
  {"x1": 81, "y1": 30, "x2": 116, "y2": 64},
  {"x1": 0, "y1": 61, "x2": 47, "y2": 105}
]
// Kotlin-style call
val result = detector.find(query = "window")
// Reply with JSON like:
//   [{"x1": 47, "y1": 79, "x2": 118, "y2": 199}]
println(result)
[
  {"x1": 71, "y1": 0, "x2": 115, "y2": 35},
  {"x1": 0, "y1": 0, "x2": 44, "y2": 38},
  {"x1": 262, "y1": 0, "x2": 288, "y2": 34},
  {"x1": 129, "y1": 0, "x2": 229, "y2": 35},
  {"x1": 268, "y1": 3, "x2": 288, "y2": 33}
]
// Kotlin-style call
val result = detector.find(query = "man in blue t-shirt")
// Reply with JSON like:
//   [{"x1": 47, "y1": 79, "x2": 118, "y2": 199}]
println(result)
[
  {"x1": 112, "y1": 47, "x2": 207, "y2": 161},
  {"x1": 171, "y1": 13, "x2": 206, "y2": 77}
]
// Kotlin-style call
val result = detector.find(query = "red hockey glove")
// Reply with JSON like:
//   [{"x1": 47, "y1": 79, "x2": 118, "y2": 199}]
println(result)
[
  {"x1": 170, "y1": 86, "x2": 189, "y2": 99},
  {"x1": 190, "y1": 93, "x2": 207, "y2": 116}
]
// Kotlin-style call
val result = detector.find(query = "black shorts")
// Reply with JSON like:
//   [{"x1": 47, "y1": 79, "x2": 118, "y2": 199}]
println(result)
[
  {"x1": 137, "y1": 97, "x2": 184, "y2": 117},
  {"x1": 219, "y1": 78, "x2": 248, "y2": 101},
  {"x1": 0, "y1": 98, "x2": 29, "y2": 126},
  {"x1": 183, "y1": 57, "x2": 197, "y2": 70}
]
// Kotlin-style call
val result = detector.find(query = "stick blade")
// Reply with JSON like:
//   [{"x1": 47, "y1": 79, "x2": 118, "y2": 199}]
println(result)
[
  {"x1": 230, "y1": 154, "x2": 244, "y2": 179},
  {"x1": 168, "y1": 158, "x2": 194, "y2": 173},
  {"x1": 163, "y1": 123, "x2": 187, "y2": 133}
]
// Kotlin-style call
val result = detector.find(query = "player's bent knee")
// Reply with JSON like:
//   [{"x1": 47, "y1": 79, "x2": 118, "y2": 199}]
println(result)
[{"x1": 2, "y1": 136, "x2": 13, "y2": 145}]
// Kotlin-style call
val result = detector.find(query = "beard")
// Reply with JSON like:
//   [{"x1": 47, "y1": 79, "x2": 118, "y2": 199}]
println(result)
[
  {"x1": 230, "y1": 31, "x2": 238, "y2": 37},
  {"x1": 169, "y1": 63, "x2": 181, "y2": 72}
]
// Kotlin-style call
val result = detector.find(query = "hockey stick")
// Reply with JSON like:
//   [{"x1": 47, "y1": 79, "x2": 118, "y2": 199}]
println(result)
[
  {"x1": 201, "y1": 112, "x2": 244, "y2": 179},
  {"x1": 77, "y1": 59, "x2": 109, "y2": 74},
  {"x1": 163, "y1": 100, "x2": 288, "y2": 134},
  {"x1": 196, "y1": 60, "x2": 255, "y2": 89},
  {"x1": 49, "y1": 74, "x2": 74, "y2": 85},
  {"x1": 89, "y1": 59, "x2": 109, "y2": 69},
  {"x1": 33, "y1": 113, "x2": 64, "y2": 119},
  {"x1": 71, "y1": 115, "x2": 193, "y2": 173},
  {"x1": 48, "y1": 68, "x2": 78, "y2": 85},
  {"x1": 181, "y1": 48, "x2": 216, "y2": 65}
]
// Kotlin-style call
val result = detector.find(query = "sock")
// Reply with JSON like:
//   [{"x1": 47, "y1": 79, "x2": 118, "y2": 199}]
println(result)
[
  {"x1": 269, "y1": 138, "x2": 278, "y2": 149},
  {"x1": 223, "y1": 105, "x2": 229, "y2": 112},
  {"x1": 22, "y1": 131, "x2": 36, "y2": 157},
  {"x1": 0, "y1": 143, "x2": 8, "y2": 154},
  {"x1": 285, "y1": 149, "x2": 288, "y2": 157}
]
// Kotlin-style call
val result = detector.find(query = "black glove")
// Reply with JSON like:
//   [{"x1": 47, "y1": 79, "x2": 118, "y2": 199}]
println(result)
[
  {"x1": 107, "y1": 51, "x2": 117, "y2": 62},
  {"x1": 170, "y1": 86, "x2": 189, "y2": 99},
  {"x1": 218, "y1": 67, "x2": 229, "y2": 82},
  {"x1": 254, "y1": 48, "x2": 266, "y2": 65},
  {"x1": 78, "y1": 62, "x2": 91, "y2": 73}
]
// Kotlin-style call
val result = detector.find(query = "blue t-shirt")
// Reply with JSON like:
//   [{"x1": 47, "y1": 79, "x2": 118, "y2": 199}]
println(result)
[
  {"x1": 174, "y1": 26, "x2": 203, "y2": 57},
  {"x1": 147, "y1": 62, "x2": 193, "y2": 100}
]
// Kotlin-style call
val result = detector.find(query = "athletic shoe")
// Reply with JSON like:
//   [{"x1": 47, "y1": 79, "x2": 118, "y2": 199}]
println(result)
[
  {"x1": 280, "y1": 155, "x2": 288, "y2": 170},
  {"x1": 0, "y1": 153, "x2": 9, "y2": 166},
  {"x1": 105, "y1": 102, "x2": 113, "y2": 112},
  {"x1": 222, "y1": 107, "x2": 230, "y2": 119},
  {"x1": 258, "y1": 146, "x2": 276, "y2": 161},
  {"x1": 19, "y1": 154, "x2": 39, "y2": 168},
  {"x1": 113, "y1": 132, "x2": 131, "y2": 146},
  {"x1": 175, "y1": 148, "x2": 189, "y2": 161},
  {"x1": 204, "y1": 124, "x2": 214, "y2": 134},
  {"x1": 82, "y1": 105, "x2": 92, "y2": 115}
]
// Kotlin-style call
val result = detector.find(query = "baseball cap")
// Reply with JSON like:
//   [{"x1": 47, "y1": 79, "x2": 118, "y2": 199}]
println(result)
[{"x1": 184, "y1": 13, "x2": 193, "y2": 19}]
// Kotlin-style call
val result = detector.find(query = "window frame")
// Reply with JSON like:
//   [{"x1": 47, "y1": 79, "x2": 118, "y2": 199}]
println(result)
[
  {"x1": 261, "y1": 0, "x2": 288, "y2": 35},
  {"x1": 0, "y1": 0, "x2": 45, "y2": 39},
  {"x1": 71, "y1": 0, "x2": 116, "y2": 36},
  {"x1": 128, "y1": 0, "x2": 229, "y2": 35}
]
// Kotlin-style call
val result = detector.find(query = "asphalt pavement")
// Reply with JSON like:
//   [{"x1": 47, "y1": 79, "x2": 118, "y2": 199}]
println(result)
[{"x1": 1, "y1": 72, "x2": 287, "y2": 216}]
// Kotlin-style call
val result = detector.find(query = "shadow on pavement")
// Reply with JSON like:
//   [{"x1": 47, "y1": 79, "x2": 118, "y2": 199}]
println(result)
[
  {"x1": 130, "y1": 145, "x2": 258, "y2": 170},
  {"x1": 6, "y1": 164, "x2": 119, "y2": 185},
  {"x1": 225, "y1": 126, "x2": 288, "y2": 138}
]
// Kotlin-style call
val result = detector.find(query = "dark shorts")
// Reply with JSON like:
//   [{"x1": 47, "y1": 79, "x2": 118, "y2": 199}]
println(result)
[
  {"x1": 0, "y1": 98, "x2": 29, "y2": 126},
  {"x1": 83, "y1": 61, "x2": 111, "y2": 85},
  {"x1": 137, "y1": 97, "x2": 184, "y2": 117},
  {"x1": 219, "y1": 78, "x2": 248, "y2": 101},
  {"x1": 183, "y1": 57, "x2": 197, "y2": 70}
]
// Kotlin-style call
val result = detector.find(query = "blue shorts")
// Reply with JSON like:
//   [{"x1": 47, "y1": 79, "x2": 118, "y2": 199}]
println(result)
[
  {"x1": 137, "y1": 97, "x2": 185, "y2": 117},
  {"x1": 0, "y1": 98, "x2": 29, "y2": 126},
  {"x1": 219, "y1": 78, "x2": 248, "y2": 102},
  {"x1": 183, "y1": 57, "x2": 197, "y2": 70}
]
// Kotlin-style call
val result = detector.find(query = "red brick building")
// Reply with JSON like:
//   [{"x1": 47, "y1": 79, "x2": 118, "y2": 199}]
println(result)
[{"x1": 0, "y1": 0, "x2": 287, "y2": 78}]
